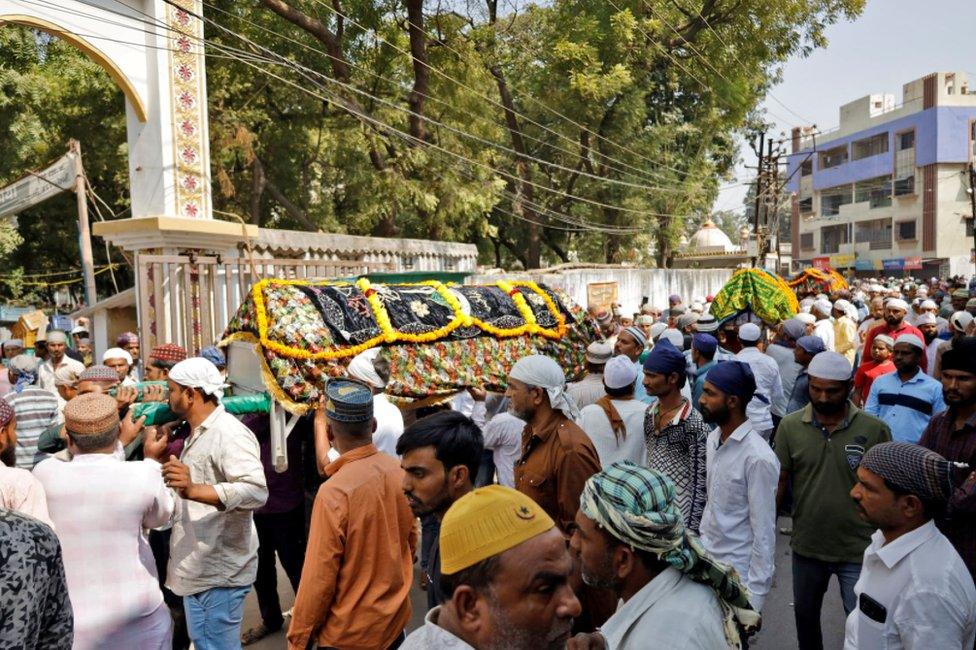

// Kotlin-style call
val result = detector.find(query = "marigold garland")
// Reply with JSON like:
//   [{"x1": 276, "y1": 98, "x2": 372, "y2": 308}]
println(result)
[{"x1": 249, "y1": 277, "x2": 568, "y2": 360}]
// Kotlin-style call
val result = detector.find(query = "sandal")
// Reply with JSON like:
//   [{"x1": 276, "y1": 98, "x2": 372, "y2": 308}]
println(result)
[{"x1": 241, "y1": 623, "x2": 278, "y2": 646}]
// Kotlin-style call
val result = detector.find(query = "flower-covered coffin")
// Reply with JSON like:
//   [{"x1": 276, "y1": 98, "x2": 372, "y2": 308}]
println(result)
[{"x1": 221, "y1": 278, "x2": 598, "y2": 414}]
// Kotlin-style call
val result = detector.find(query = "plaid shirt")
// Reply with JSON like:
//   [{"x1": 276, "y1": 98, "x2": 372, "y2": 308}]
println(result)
[{"x1": 919, "y1": 408, "x2": 976, "y2": 581}]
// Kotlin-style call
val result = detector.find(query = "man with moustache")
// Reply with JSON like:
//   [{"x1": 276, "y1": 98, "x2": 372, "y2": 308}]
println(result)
[
  {"x1": 396, "y1": 411, "x2": 483, "y2": 609},
  {"x1": 860, "y1": 298, "x2": 928, "y2": 373}
]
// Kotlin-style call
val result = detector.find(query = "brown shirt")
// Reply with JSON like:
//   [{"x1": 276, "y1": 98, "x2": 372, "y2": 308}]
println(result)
[
  {"x1": 287, "y1": 444, "x2": 417, "y2": 650},
  {"x1": 514, "y1": 410, "x2": 601, "y2": 533}
]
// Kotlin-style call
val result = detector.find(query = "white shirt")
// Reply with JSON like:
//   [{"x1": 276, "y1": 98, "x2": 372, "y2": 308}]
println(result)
[
  {"x1": 844, "y1": 520, "x2": 976, "y2": 650},
  {"x1": 33, "y1": 454, "x2": 174, "y2": 650},
  {"x1": 924, "y1": 338, "x2": 942, "y2": 377},
  {"x1": 815, "y1": 318, "x2": 837, "y2": 351},
  {"x1": 166, "y1": 405, "x2": 268, "y2": 597},
  {"x1": 37, "y1": 356, "x2": 84, "y2": 393},
  {"x1": 735, "y1": 347, "x2": 784, "y2": 432},
  {"x1": 567, "y1": 373, "x2": 607, "y2": 410},
  {"x1": 699, "y1": 421, "x2": 780, "y2": 611},
  {"x1": 373, "y1": 393, "x2": 404, "y2": 457},
  {"x1": 471, "y1": 402, "x2": 523, "y2": 488},
  {"x1": 576, "y1": 398, "x2": 647, "y2": 468},
  {"x1": 600, "y1": 566, "x2": 728, "y2": 649}
]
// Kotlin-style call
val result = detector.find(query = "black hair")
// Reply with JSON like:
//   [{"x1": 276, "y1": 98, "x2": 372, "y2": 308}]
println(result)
[
  {"x1": 150, "y1": 357, "x2": 179, "y2": 371},
  {"x1": 440, "y1": 553, "x2": 501, "y2": 598},
  {"x1": 68, "y1": 424, "x2": 119, "y2": 453},
  {"x1": 695, "y1": 345, "x2": 716, "y2": 361},
  {"x1": 396, "y1": 410, "x2": 484, "y2": 479},
  {"x1": 605, "y1": 383, "x2": 635, "y2": 398},
  {"x1": 740, "y1": 338, "x2": 759, "y2": 348},
  {"x1": 882, "y1": 478, "x2": 946, "y2": 520}
]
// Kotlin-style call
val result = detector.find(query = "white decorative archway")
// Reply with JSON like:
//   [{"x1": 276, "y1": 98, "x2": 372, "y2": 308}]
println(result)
[{"x1": 0, "y1": 0, "x2": 212, "y2": 221}]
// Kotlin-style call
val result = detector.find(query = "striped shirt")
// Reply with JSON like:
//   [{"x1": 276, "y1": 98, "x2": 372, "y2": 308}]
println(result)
[
  {"x1": 4, "y1": 387, "x2": 59, "y2": 469},
  {"x1": 864, "y1": 369, "x2": 946, "y2": 443}
]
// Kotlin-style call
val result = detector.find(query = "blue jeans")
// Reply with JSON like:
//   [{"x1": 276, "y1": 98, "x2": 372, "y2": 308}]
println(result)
[
  {"x1": 792, "y1": 552, "x2": 861, "y2": 650},
  {"x1": 184, "y1": 586, "x2": 251, "y2": 650}
]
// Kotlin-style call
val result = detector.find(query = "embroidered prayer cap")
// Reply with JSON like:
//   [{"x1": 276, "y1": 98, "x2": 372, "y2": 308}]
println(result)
[
  {"x1": 967, "y1": 298, "x2": 976, "y2": 309},
  {"x1": 781, "y1": 318, "x2": 807, "y2": 341},
  {"x1": 116, "y1": 331, "x2": 139, "y2": 346},
  {"x1": 796, "y1": 335, "x2": 827, "y2": 355},
  {"x1": 46, "y1": 330, "x2": 68, "y2": 344},
  {"x1": 509, "y1": 355, "x2": 580, "y2": 421},
  {"x1": 439, "y1": 484, "x2": 555, "y2": 575},
  {"x1": 149, "y1": 343, "x2": 188, "y2": 364},
  {"x1": 695, "y1": 314, "x2": 719, "y2": 333},
  {"x1": 644, "y1": 337, "x2": 686, "y2": 377},
  {"x1": 604, "y1": 355, "x2": 638, "y2": 390},
  {"x1": 659, "y1": 328, "x2": 685, "y2": 350},
  {"x1": 102, "y1": 348, "x2": 133, "y2": 365},
  {"x1": 885, "y1": 298, "x2": 909, "y2": 312},
  {"x1": 915, "y1": 313, "x2": 937, "y2": 326},
  {"x1": 676, "y1": 313, "x2": 698, "y2": 331},
  {"x1": 200, "y1": 346, "x2": 226, "y2": 369},
  {"x1": 951, "y1": 311, "x2": 975, "y2": 333},
  {"x1": 941, "y1": 337, "x2": 976, "y2": 373},
  {"x1": 952, "y1": 288, "x2": 971, "y2": 299},
  {"x1": 635, "y1": 315, "x2": 654, "y2": 326},
  {"x1": 580, "y1": 462, "x2": 760, "y2": 644},
  {"x1": 621, "y1": 326, "x2": 647, "y2": 348},
  {"x1": 860, "y1": 442, "x2": 953, "y2": 505},
  {"x1": 738, "y1": 323, "x2": 761, "y2": 343},
  {"x1": 54, "y1": 365, "x2": 81, "y2": 387},
  {"x1": 79, "y1": 365, "x2": 120, "y2": 384},
  {"x1": 874, "y1": 334, "x2": 895, "y2": 349},
  {"x1": 807, "y1": 351, "x2": 853, "y2": 382},
  {"x1": 585, "y1": 341, "x2": 613, "y2": 365},
  {"x1": 692, "y1": 333, "x2": 717, "y2": 357},
  {"x1": 0, "y1": 398, "x2": 13, "y2": 428},
  {"x1": 323, "y1": 377, "x2": 374, "y2": 423},
  {"x1": 703, "y1": 361, "x2": 756, "y2": 403},
  {"x1": 64, "y1": 393, "x2": 120, "y2": 436},
  {"x1": 894, "y1": 333, "x2": 924, "y2": 350},
  {"x1": 170, "y1": 358, "x2": 229, "y2": 400},
  {"x1": 595, "y1": 309, "x2": 613, "y2": 325}
]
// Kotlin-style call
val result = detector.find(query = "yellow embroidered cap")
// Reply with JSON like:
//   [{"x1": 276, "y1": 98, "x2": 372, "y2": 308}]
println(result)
[{"x1": 439, "y1": 484, "x2": 555, "y2": 575}]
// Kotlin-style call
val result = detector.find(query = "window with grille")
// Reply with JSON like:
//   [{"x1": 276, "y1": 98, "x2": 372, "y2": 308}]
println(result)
[
  {"x1": 854, "y1": 176, "x2": 892, "y2": 208},
  {"x1": 821, "y1": 224, "x2": 849, "y2": 254},
  {"x1": 819, "y1": 146, "x2": 849, "y2": 170},
  {"x1": 898, "y1": 131, "x2": 915, "y2": 150},
  {"x1": 855, "y1": 218, "x2": 892, "y2": 251},
  {"x1": 821, "y1": 185, "x2": 853, "y2": 217},
  {"x1": 800, "y1": 160, "x2": 813, "y2": 176},
  {"x1": 894, "y1": 131, "x2": 916, "y2": 196},
  {"x1": 852, "y1": 133, "x2": 889, "y2": 160},
  {"x1": 896, "y1": 220, "x2": 917, "y2": 241},
  {"x1": 800, "y1": 232, "x2": 814, "y2": 249}
]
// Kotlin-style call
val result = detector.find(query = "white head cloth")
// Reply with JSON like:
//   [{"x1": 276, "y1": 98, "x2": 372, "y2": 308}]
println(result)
[
  {"x1": 813, "y1": 299, "x2": 832, "y2": 316},
  {"x1": 874, "y1": 334, "x2": 894, "y2": 348},
  {"x1": 951, "y1": 311, "x2": 975, "y2": 333},
  {"x1": 886, "y1": 298, "x2": 909, "y2": 311},
  {"x1": 920, "y1": 299, "x2": 938, "y2": 310},
  {"x1": 509, "y1": 355, "x2": 579, "y2": 420},
  {"x1": 102, "y1": 347, "x2": 133, "y2": 365},
  {"x1": 660, "y1": 328, "x2": 685, "y2": 350},
  {"x1": 895, "y1": 333, "x2": 925, "y2": 350},
  {"x1": 347, "y1": 347, "x2": 385, "y2": 389},
  {"x1": 833, "y1": 299, "x2": 852, "y2": 312},
  {"x1": 795, "y1": 313, "x2": 816, "y2": 325},
  {"x1": 169, "y1": 357, "x2": 228, "y2": 400},
  {"x1": 915, "y1": 313, "x2": 937, "y2": 326},
  {"x1": 807, "y1": 351, "x2": 853, "y2": 381},
  {"x1": 603, "y1": 355, "x2": 638, "y2": 390}
]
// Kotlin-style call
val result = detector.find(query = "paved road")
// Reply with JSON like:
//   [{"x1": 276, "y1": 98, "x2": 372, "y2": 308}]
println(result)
[{"x1": 243, "y1": 516, "x2": 847, "y2": 649}]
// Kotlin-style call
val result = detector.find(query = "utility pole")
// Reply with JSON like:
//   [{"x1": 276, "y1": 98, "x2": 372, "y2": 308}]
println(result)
[
  {"x1": 750, "y1": 132, "x2": 766, "y2": 267},
  {"x1": 969, "y1": 162, "x2": 976, "y2": 277},
  {"x1": 70, "y1": 140, "x2": 97, "y2": 307}
]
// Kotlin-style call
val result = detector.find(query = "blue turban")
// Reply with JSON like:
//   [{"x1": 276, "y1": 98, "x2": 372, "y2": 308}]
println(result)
[
  {"x1": 703, "y1": 360, "x2": 756, "y2": 403},
  {"x1": 200, "y1": 345, "x2": 226, "y2": 369},
  {"x1": 643, "y1": 337, "x2": 686, "y2": 377},
  {"x1": 692, "y1": 333, "x2": 717, "y2": 357}
]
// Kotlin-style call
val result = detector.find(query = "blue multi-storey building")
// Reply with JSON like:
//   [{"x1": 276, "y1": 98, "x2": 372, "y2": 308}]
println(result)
[{"x1": 789, "y1": 72, "x2": 976, "y2": 278}]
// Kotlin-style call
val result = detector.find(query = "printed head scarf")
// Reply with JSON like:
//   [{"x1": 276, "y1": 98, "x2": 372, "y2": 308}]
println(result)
[
  {"x1": 508, "y1": 355, "x2": 579, "y2": 421},
  {"x1": 580, "y1": 462, "x2": 759, "y2": 647}
]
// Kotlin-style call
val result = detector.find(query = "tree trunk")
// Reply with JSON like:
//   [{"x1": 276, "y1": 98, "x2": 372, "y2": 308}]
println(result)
[
  {"x1": 405, "y1": 0, "x2": 429, "y2": 143},
  {"x1": 249, "y1": 157, "x2": 267, "y2": 225}
]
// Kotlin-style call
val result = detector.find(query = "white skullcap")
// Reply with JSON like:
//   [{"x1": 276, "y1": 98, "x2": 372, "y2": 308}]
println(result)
[
  {"x1": 894, "y1": 333, "x2": 925, "y2": 350},
  {"x1": 885, "y1": 298, "x2": 909, "y2": 311},
  {"x1": 795, "y1": 313, "x2": 816, "y2": 325},
  {"x1": 659, "y1": 329, "x2": 685, "y2": 350},
  {"x1": 169, "y1": 357, "x2": 228, "y2": 400},
  {"x1": 915, "y1": 313, "x2": 937, "y2": 326},
  {"x1": 833, "y1": 299, "x2": 852, "y2": 312},
  {"x1": 649, "y1": 322, "x2": 669, "y2": 341},
  {"x1": 738, "y1": 322, "x2": 761, "y2": 342},
  {"x1": 951, "y1": 311, "x2": 975, "y2": 333},
  {"x1": 603, "y1": 355, "x2": 638, "y2": 390},
  {"x1": 347, "y1": 347, "x2": 385, "y2": 389},
  {"x1": 875, "y1": 334, "x2": 894, "y2": 348},
  {"x1": 690, "y1": 303, "x2": 704, "y2": 314},
  {"x1": 920, "y1": 299, "x2": 938, "y2": 310},
  {"x1": 813, "y1": 299, "x2": 832, "y2": 315},
  {"x1": 70, "y1": 325, "x2": 88, "y2": 335},
  {"x1": 102, "y1": 347, "x2": 133, "y2": 365},
  {"x1": 807, "y1": 351, "x2": 853, "y2": 381},
  {"x1": 509, "y1": 355, "x2": 579, "y2": 420},
  {"x1": 800, "y1": 297, "x2": 815, "y2": 308}
]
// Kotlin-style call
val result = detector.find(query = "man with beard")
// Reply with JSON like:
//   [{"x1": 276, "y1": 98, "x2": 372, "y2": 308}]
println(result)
[
  {"x1": 916, "y1": 312, "x2": 942, "y2": 375},
  {"x1": 860, "y1": 298, "x2": 928, "y2": 373},
  {"x1": 845, "y1": 443, "x2": 976, "y2": 649},
  {"x1": 403, "y1": 485, "x2": 581, "y2": 649},
  {"x1": 865, "y1": 334, "x2": 945, "y2": 444},
  {"x1": 614, "y1": 326, "x2": 653, "y2": 405},
  {"x1": 697, "y1": 361, "x2": 779, "y2": 621},
  {"x1": 396, "y1": 411, "x2": 483, "y2": 609},
  {"x1": 920, "y1": 337, "x2": 976, "y2": 583},
  {"x1": 932, "y1": 311, "x2": 974, "y2": 380},
  {"x1": 774, "y1": 352, "x2": 891, "y2": 650},
  {"x1": 568, "y1": 463, "x2": 758, "y2": 649}
]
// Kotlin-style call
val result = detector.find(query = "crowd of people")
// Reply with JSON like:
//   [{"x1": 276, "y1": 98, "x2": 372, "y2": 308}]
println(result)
[{"x1": 1, "y1": 276, "x2": 976, "y2": 649}]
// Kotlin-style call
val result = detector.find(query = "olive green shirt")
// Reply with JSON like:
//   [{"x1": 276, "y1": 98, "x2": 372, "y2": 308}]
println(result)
[{"x1": 775, "y1": 402, "x2": 891, "y2": 563}]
